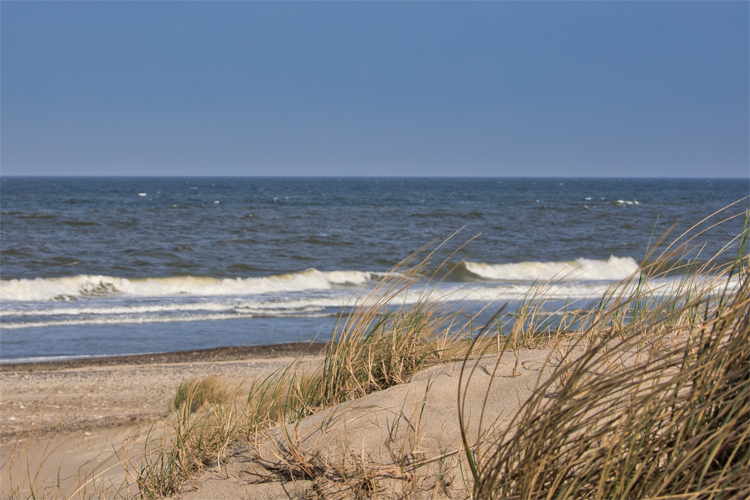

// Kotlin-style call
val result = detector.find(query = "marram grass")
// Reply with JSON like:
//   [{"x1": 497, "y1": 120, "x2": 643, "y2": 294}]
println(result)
[
  {"x1": 462, "y1": 208, "x2": 750, "y2": 500},
  {"x1": 134, "y1": 235, "x2": 481, "y2": 497},
  {"x1": 171, "y1": 374, "x2": 231, "y2": 413},
  {"x1": 242, "y1": 235, "x2": 481, "y2": 434}
]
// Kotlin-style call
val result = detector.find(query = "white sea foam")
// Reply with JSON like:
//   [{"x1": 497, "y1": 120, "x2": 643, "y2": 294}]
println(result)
[
  {"x1": 0, "y1": 312, "x2": 323, "y2": 330},
  {"x1": 459, "y1": 282, "x2": 611, "y2": 302},
  {"x1": 0, "y1": 353, "x2": 153, "y2": 364},
  {"x1": 1, "y1": 273, "x2": 736, "y2": 331},
  {"x1": 466, "y1": 273, "x2": 737, "y2": 303},
  {"x1": 323, "y1": 270, "x2": 373, "y2": 285},
  {"x1": 463, "y1": 256, "x2": 640, "y2": 282},
  {"x1": 0, "y1": 269, "x2": 375, "y2": 302},
  {"x1": 0, "y1": 295, "x2": 353, "y2": 329},
  {"x1": 0, "y1": 301, "x2": 235, "y2": 317}
]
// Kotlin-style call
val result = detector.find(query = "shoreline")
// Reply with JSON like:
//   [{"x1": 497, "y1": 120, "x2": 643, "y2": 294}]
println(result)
[
  {"x1": 0, "y1": 341, "x2": 328, "y2": 373},
  {"x1": 1, "y1": 342, "x2": 328, "y2": 444}
]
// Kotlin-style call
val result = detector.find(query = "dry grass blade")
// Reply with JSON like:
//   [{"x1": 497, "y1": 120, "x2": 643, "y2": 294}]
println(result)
[
  {"x1": 136, "y1": 376, "x2": 244, "y2": 499},
  {"x1": 318, "y1": 232, "x2": 480, "y2": 408},
  {"x1": 463, "y1": 207, "x2": 750, "y2": 500},
  {"x1": 172, "y1": 374, "x2": 231, "y2": 413}
]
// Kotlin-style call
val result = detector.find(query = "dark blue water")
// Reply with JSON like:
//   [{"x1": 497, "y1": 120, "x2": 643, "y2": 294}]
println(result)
[{"x1": 1, "y1": 177, "x2": 747, "y2": 361}]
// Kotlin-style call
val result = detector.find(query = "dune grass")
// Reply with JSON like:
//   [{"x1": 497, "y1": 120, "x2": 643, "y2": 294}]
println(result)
[
  {"x1": 134, "y1": 236, "x2": 482, "y2": 497},
  {"x1": 133, "y1": 374, "x2": 241, "y2": 498},
  {"x1": 171, "y1": 374, "x2": 232, "y2": 413},
  {"x1": 461, "y1": 207, "x2": 750, "y2": 500},
  {"x1": 465, "y1": 278, "x2": 749, "y2": 499}
]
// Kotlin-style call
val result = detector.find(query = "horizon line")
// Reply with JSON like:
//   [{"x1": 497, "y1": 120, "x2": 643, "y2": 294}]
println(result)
[{"x1": 2, "y1": 174, "x2": 749, "y2": 180}]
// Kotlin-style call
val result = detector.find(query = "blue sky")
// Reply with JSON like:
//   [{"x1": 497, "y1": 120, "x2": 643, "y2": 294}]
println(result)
[{"x1": 1, "y1": 1, "x2": 748, "y2": 177}]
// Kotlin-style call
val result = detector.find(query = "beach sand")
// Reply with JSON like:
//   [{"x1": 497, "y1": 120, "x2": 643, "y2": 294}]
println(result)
[
  {"x1": 0, "y1": 343, "x2": 326, "y2": 498},
  {"x1": 1, "y1": 343, "x2": 561, "y2": 499},
  {"x1": 168, "y1": 348, "x2": 560, "y2": 500}
]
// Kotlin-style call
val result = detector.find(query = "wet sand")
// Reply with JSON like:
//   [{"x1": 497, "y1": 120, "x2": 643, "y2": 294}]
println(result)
[{"x1": 0, "y1": 342, "x2": 327, "y2": 373}]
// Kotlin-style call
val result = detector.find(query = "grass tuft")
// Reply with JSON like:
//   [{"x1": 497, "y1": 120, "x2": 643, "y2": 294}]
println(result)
[
  {"x1": 135, "y1": 235, "x2": 480, "y2": 497},
  {"x1": 171, "y1": 374, "x2": 231, "y2": 413},
  {"x1": 462, "y1": 205, "x2": 750, "y2": 500},
  {"x1": 134, "y1": 376, "x2": 243, "y2": 499}
]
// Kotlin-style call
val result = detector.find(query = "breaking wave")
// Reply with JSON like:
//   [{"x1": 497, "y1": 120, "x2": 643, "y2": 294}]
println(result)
[
  {"x1": 0, "y1": 269, "x2": 375, "y2": 302},
  {"x1": 460, "y1": 256, "x2": 640, "y2": 282}
]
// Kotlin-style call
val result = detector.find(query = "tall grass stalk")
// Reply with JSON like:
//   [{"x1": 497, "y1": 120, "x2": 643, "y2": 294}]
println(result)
[
  {"x1": 461, "y1": 208, "x2": 750, "y2": 500},
  {"x1": 135, "y1": 376, "x2": 243, "y2": 499}
]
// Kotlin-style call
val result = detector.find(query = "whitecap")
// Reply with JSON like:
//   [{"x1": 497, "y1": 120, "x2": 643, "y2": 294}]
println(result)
[
  {"x1": 0, "y1": 269, "x2": 376, "y2": 302},
  {"x1": 462, "y1": 256, "x2": 640, "y2": 282}
]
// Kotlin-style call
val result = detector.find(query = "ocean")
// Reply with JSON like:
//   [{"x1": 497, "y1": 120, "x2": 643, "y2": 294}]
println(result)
[{"x1": 1, "y1": 177, "x2": 747, "y2": 362}]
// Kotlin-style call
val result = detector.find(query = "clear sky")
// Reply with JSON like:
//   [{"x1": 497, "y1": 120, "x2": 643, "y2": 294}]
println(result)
[{"x1": 1, "y1": 1, "x2": 748, "y2": 178}]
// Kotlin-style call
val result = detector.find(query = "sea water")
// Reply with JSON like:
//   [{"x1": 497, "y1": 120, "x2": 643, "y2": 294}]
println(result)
[{"x1": 1, "y1": 177, "x2": 747, "y2": 361}]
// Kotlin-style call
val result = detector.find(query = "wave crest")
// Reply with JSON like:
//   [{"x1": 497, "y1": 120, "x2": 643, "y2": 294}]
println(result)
[
  {"x1": 0, "y1": 269, "x2": 375, "y2": 302},
  {"x1": 461, "y1": 256, "x2": 639, "y2": 282}
]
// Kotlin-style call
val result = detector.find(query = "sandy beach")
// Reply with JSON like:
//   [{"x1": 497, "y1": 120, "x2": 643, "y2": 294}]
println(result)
[
  {"x1": 0, "y1": 339, "x2": 556, "y2": 499},
  {"x1": 0, "y1": 341, "x2": 562, "y2": 499},
  {"x1": 0, "y1": 343, "x2": 327, "y2": 498}
]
